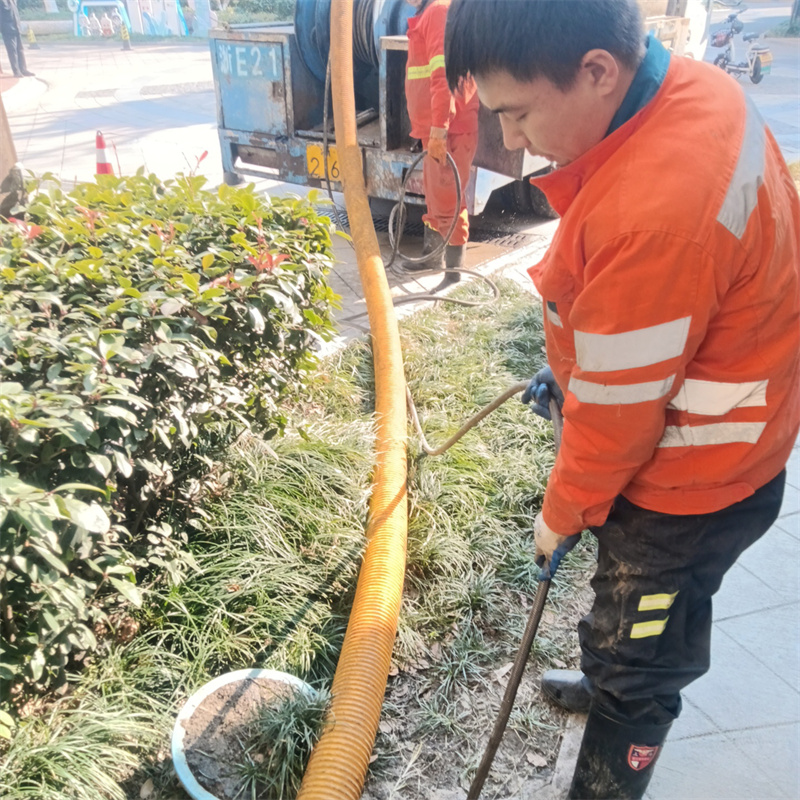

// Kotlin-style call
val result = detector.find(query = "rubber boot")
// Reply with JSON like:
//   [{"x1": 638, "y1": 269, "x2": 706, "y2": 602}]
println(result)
[
  {"x1": 567, "y1": 704, "x2": 672, "y2": 800},
  {"x1": 541, "y1": 669, "x2": 592, "y2": 714},
  {"x1": 402, "y1": 225, "x2": 444, "y2": 271},
  {"x1": 432, "y1": 243, "x2": 465, "y2": 292}
]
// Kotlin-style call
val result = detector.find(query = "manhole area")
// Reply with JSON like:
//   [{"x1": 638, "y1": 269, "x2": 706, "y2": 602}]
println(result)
[
  {"x1": 316, "y1": 207, "x2": 535, "y2": 249},
  {"x1": 140, "y1": 81, "x2": 214, "y2": 96},
  {"x1": 76, "y1": 88, "x2": 117, "y2": 98}
]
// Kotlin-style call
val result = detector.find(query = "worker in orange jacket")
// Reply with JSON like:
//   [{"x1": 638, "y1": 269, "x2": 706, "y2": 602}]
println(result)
[
  {"x1": 404, "y1": 0, "x2": 479, "y2": 287},
  {"x1": 446, "y1": 1, "x2": 800, "y2": 798}
]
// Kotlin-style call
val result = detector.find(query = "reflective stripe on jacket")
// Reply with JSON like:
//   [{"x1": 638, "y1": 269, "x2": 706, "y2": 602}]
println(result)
[
  {"x1": 405, "y1": 0, "x2": 478, "y2": 138},
  {"x1": 530, "y1": 56, "x2": 800, "y2": 535}
]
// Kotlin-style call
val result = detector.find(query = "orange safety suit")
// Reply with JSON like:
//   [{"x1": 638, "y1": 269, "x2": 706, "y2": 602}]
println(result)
[
  {"x1": 529, "y1": 55, "x2": 800, "y2": 537},
  {"x1": 405, "y1": 0, "x2": 479, "y2": 246}
]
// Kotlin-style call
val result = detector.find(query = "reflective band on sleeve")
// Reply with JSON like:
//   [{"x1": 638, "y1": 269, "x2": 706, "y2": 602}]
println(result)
[
  {"x1": 574, "y1": 317, "x2": 691, "y2": 372},
  {"x1": 638, "y1": 591, "x2": 678, "y2": 612},
  {"x1": 407, "y1": 64, "x2": 430, "y2": 79},
  {"x1": 658, "y1": 421, "x2": 766, "y2": 448},
  {"x1": 547, "y1": 301, "x2": 563, "y2": 328},
  {"x1": 630, "y1": 618, "x2": 668, "y2": 639},
  {"x1": 667, "y1": 378, "x2": 768, "y2": 416},
  {"x1": 717, "y1": 98, "x2": 765, "y2": 240},
  {"x1": 568, "y1": 375, "x2": 675, "y2": 405},
  {"x1": 407, "y1": 54, "x2": 446, "y2": 80}
]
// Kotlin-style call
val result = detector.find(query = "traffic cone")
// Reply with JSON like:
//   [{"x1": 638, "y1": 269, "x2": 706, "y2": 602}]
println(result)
[
  {"x1": 95, "y1": 131, "x2": 114, "y2": 175},
  {"x1": 27, "y1": 26, "x2": 40, "y2": 50},
  {"x1": 120, "y1": 23, "x2": 131, "y2": 51}
]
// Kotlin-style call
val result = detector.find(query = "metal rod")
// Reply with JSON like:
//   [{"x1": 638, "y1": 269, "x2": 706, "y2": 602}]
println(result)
[{"x1": 467, "y1": 398, "x2": 563, "y2": 799}]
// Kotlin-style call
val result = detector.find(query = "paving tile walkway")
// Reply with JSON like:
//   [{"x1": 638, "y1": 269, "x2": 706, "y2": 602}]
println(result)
[{"x1": 645, "y1": 446, "x2": 800, "y2": 800}]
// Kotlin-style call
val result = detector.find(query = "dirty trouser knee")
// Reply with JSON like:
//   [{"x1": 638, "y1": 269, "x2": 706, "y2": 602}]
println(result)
[
  {"x1": 579, "y1": 469, "x2": 785, "y2": 727},
  {"x1": 421, "y1": 130, "x2": 478, "y2": 247}
]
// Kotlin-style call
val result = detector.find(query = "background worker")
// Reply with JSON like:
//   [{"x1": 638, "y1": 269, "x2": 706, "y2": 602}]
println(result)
[
  {"x1": 445, "y1": 0, "x2": 800, "y2": 798},
  {"x1": 403, "y1": 0, "x2": 479, "y2": 288},
  {"x1": 0, "y1": 0, "x2": 33, "y2": 78}
]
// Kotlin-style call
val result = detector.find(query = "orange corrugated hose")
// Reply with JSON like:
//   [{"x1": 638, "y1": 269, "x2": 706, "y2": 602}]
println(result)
[{"x1": 295, "y1": 0, "x2": 409, "y2": 797}]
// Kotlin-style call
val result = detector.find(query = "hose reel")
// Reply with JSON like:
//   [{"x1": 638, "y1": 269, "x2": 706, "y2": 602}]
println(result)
[{"x1": 294, "y1": 0, "x2": 413, "y2": 106}]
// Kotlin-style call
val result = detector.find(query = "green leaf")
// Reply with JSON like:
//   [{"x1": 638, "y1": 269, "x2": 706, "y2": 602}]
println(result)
[
  {"x1": 0, "y1": 382, "x2": 23, "y2": 397},
  {"x1": 113, "y1": 449, "x2": 133, "y2": 478},
  {"x1": 88, "y1": 453, "x2": 112, "y2": 478},
  {"x1": 31, "y1": 544, "x2": 69, "y2": 574},
  {"x1": 29, "y1": 649, "x2": 45, "y2": 682},
  {"x1": 51, "y1": 483, "x2": 106, "y2": 494},
  {"x1": 171, "y1": 360, "x2": 198, "y2": 379},
  {"x1": 61, "y1": 497, "x2": 110, "y2": 534},
  {"x1": 96, "y1": 404, "x2": 138, "y2": 425},
  {"x1": 108, "y1": 576, "x2": 143, "y2": 608},
  {"x1": 105, "y1": 299, "x2": 126, "y2": 314},
  {"x1": 249, "y1": 306, "x2": 266, "y2": 334}
]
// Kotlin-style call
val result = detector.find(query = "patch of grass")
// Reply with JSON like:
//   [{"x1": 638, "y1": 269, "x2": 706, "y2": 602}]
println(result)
[
  {"x1": 414, "y1": 694, "x2": 468, "y2": 738},
  {"x1": 428, "y1": 625, "x2": 494, "y2": 698},
  {"x1": 766, "y1": 19, "x2": 800, "y2": 37},
  {"x1": 235, "y1": 687, "x2": 330, "y2": 800},
  {"x1": 0, "y1": 692, "x2": 160, "y2": 800},
  {"x1": 143, "y1": 420, "x2": 373, "y2": 688}
]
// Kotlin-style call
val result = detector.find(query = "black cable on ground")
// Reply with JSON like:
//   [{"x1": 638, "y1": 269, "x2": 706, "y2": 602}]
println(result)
[
  {"x1": 322, "y1": 54, "x2": 500, "y2": 315},
  {"x1": 384, "y1": 148, "x2": 459, "y2": 271}
]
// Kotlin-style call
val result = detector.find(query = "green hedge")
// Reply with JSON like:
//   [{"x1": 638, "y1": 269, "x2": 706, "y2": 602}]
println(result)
[
  {"x1": 228, "y1": 0, "x2": 295, "y2": 20},
  {"x1": 0, "y1": 172, "x2": 338, "y2": 696}
]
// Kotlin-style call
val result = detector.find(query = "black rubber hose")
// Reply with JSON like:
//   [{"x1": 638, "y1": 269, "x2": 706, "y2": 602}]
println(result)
[{"x1": 384, "y1": 149, "x2": 460, "y2": 270}]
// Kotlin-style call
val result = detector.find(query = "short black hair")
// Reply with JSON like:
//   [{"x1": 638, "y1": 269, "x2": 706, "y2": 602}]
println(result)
[{"x1": 445, "y1": 0, "x2": 645, "y2": 91}]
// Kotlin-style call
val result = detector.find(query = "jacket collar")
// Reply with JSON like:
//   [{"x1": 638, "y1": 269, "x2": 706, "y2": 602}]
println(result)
[{"x1": 607, "y1": 35, "x2": 670, "y2": 135}]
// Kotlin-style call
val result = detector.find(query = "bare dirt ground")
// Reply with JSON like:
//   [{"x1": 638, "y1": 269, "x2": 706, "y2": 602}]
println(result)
[{"x1": 362, "y1": 571, "x2": 595, "y2": 800}]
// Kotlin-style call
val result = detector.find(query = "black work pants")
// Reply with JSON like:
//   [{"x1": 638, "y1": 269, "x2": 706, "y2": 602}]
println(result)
[
  {"x1": 579, "y1": 470, "x2": 785, "y2": 727},
  {"x1": 0, "y1": 7, "x2": 27, "y2": 76}
]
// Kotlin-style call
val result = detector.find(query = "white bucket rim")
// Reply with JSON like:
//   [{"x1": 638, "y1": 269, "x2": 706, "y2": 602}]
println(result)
[{"x1": 171, "y1": 668, "x2": 315, "y2": 800}]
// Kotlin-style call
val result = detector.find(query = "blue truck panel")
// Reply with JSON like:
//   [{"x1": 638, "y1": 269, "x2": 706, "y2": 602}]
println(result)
[{"x1": 213, "y1": 39, "x2": 286, "y2": 135}]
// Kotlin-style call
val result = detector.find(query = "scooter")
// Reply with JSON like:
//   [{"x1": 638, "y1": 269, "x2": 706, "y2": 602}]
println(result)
[{"x1": 710, "y1": 6, "x2": 772, "y2": 84}]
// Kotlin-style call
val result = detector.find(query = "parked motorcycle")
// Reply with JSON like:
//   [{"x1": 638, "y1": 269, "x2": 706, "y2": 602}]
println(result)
[{"x1": 710, "y1": 6, "x2": 773, "y2": 84}]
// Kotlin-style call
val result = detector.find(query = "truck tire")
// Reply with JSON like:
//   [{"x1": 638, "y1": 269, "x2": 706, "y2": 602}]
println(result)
[
  {"x1": 223, "y1": 171, "x2": 243, "y2": 186},
  {"x1": 529, "y1": 183, "x2": 559, "y2": 220},
  {"x1": 512, "y1": 179, "x2": 533, "y2": 214}
]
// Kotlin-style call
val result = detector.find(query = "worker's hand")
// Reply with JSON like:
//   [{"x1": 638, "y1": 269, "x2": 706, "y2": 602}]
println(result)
[
  {"x1": 521, "y1": 366, "x2": 564, "y2": 421},
  {"x1": 427, "y1": 127, "x2": 448, "y2": 165},
  {"x1": 534, "y1": 513, "x2": 580, "y2": 581}
]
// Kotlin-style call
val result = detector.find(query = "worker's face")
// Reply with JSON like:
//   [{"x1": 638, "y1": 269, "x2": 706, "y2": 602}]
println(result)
[
  {"x1": 475, "y1": 50, "x2": 626, "y2": 167},
  {"x1": 406, "y1": 0, "x2": 424, "y2": 7}
]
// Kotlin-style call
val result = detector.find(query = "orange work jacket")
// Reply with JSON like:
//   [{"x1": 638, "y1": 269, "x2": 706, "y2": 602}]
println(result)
[
  {"x1": 530, "y1": 56, "x2": 800, "y2": 536},
  {"x1": 405, "y1": 0, "x2": 479, "y2": 139}
]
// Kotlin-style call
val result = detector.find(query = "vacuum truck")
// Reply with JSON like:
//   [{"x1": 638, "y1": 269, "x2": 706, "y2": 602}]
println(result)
[{"x1": 210, "y1": 0, "x2": 711, "y2": 216}]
